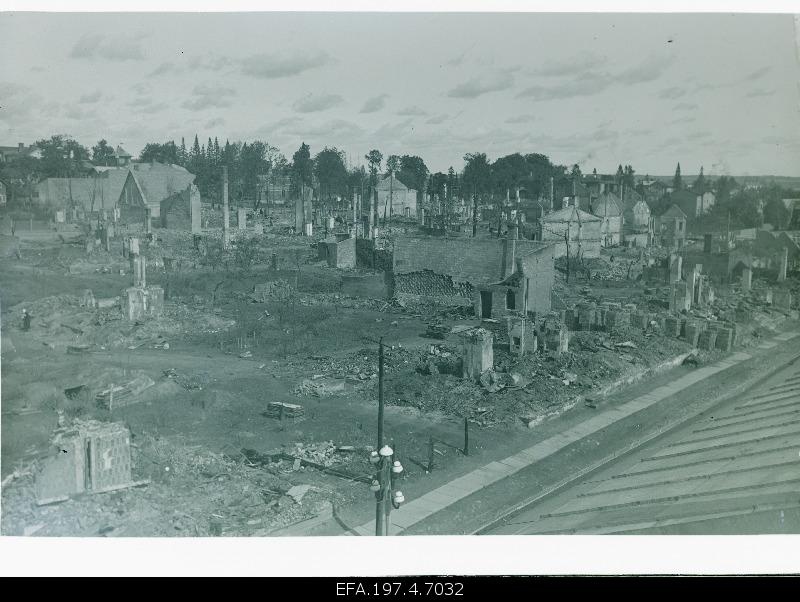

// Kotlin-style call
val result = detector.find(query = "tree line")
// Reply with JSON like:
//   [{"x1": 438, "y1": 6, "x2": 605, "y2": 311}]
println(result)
[{"x1": 1, "y1": 134, "x2": 796, "y2": 231}]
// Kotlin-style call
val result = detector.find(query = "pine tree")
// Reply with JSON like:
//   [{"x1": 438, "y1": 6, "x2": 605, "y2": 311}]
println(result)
[
  {"x1": 180, "y1": 137, "x2": 187, "y2": 166},
  {"x1": 694, "y1": 166, "x2": 706, "y2": 194},
  {"x1": 673, "y1": 162, "x2": 682, "y2": 190}
]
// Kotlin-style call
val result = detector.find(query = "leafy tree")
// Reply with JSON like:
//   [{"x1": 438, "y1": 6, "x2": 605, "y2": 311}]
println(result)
[
  {"x1": 0, "y1": 153, "x2": 40, "y2": 207},
  {"x1": 464, "y1": 152, "x2": 492, "y2": 236},
  {"x1": 386, "y1": 155, "x2": 401, "y2": 175},
  {"x1": 239, "y1": 141, "x2": 270, "y2": 206},
  {"x1": 365, "y1": 149, "x2": 383, "y2": 186},
  {"x1": 36, "y1": 135, "x2": 89, "y2": 178},
  {"x1": 491, "y1": 153, "x2": 527, "y2": 199},
  {"x1": 714, "y1": 176, "x2": 738, "y2": 203},
  {"x1": 292, "y1": 143, "x2": 313, "y2": 185},
  {"x1": 313, "y1": 147, "x2": 348, "y2": 211},
  {"x1": 523, "y1": 152, "x2": 560, "y2": 199},
  {"x1": 139, "y1": 141, "x2": 180, "y2": 165},
  {"x1": 621, "y1": 165, "x2": 636, "y2": 197},
  {"x1": 91, "y1": 139, "x2": 115, "y2": 166},
  {"x1": 365, "y1": 149, "x2": 383, "y2": 227},
  {"x1": 397, "y1": 155, "x2": 429, "y2": 195}
]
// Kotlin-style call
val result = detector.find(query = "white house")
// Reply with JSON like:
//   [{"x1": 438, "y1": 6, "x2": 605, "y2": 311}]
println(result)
[{"x1": 376, "y1": 174, "x2": 417, "y2": 220}]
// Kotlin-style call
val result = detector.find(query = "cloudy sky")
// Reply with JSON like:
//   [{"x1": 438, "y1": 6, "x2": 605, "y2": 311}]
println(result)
[{"x1": 1, "y1": 12, "x2": 798, "y2": 175}]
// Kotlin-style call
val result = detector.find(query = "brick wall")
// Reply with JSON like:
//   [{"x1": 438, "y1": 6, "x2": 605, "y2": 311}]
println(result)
[
  {"x1": 393, "y1": 237, "x2": 551, "y2": 283},
  {"x1": 519, "y1": 251, "x2": 554, "y2": 313},
  {"x1": 394, "y1": 270, "x2": 474, "y2": 304},
  {"x1": 331, "y1": 236, "x2": 356, "y2": 269}
]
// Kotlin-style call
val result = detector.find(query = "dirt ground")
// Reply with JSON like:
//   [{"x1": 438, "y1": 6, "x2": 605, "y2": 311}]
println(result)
[{"x1": 2, "y1": 215, "x2": 796, "y2": 536}]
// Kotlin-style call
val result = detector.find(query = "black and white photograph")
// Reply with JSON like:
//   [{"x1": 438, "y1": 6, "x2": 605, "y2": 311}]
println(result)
[{"x1": 1, "y1": 3, "x2": 799, "y2": 578}]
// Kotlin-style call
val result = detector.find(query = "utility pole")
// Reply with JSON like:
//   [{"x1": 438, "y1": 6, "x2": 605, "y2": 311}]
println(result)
[
  {"x1": 375, "y1": 337, "x2": 385, "y2": 535},
  {"x1": 389, "y1": 172, "x2": 393, "y2": 229}
]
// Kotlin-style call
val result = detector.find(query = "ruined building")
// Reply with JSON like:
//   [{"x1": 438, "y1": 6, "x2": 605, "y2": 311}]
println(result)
[
  {"x1": 656, "y1": 204, "x2": 687, "y2": 248},
  {"x1": 160, "y1": 183, "x2": 202, "y2": 233},
  {"x1": 539, "y1": 202, "x2": 602, "y2": 259},
  {"x1": 590, "y1": 191, "x2": 623, "y2": 247},
  {"x1": 392, "y1": 236, "x2": 555, "y2": 318}
]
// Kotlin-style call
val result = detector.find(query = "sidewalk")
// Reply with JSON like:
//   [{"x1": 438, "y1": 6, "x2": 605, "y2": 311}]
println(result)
[{"x1": 350, "y1": 330, "x2": 800, "y2": 536}]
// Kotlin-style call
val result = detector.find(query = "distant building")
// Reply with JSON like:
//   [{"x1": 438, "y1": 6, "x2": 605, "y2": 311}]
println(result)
[
  {"x1": 698, "y1": 190, "x2": 716, "y2": 214},
  {"x1": 656, "y1": 204, "x2": 688, "y2": 248},
  {"x1": 583, "y1": 173, "x2": 621, "y2": 198},
  {"x1": 622, "y1": 189, "x2": 653, "y2": 247},
  {"x1": 540, "y1": 202, "x2": 602, "y2": 259},
  {"x1": 36, "y1": 168, "x2": 129, "y2": 213},
  {"x1": 112, "y1": 145, "x2": 132, "y2": 167},
  {"x1": 258, "y1": 172, "x2": 292, "y2": 205},
  {"x1": 0, "y1": 143, "x2": 38, "y2": 163},
  {"x1": 669, "y1": 188, "x2": 715, "y2": 219},
  {"x1": 376, "y1": 173, "x2": 417, "y2": 220},
  {"x1": 639, "y1": 179, "x2": 668, "y2": 206},
  {"x1": 392, "y1": 236, "x2": 555, "y2": 316},
  {"x1": 117, "y1": 163, "x2": 196, "y2": 221},
  {"x1": 590, "y1": 191, "x2": 623, "y2": 247},
  {"x1": 781, "y1": 198, "x2": 800, "y2": 229}
]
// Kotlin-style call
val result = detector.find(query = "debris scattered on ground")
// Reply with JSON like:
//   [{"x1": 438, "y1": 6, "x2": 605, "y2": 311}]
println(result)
[{"x1": 264, "y1": 402, "x2": 306, "y2": 421}]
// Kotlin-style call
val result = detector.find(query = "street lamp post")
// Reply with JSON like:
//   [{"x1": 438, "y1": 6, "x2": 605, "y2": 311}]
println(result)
[
  {"x1": 369, "y1": 445, "x2": 404, "y2": 536},
  {"x1": 368, "y1": 337, "x2": 405, "y2": 535}
]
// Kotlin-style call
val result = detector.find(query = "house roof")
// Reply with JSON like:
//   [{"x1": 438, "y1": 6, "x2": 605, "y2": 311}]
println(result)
[
  {"x1": 114, "y1": 145, "x2": 131, "y2": 158},
  {"x1": 37, "y1": 174, "x2": 125, "y2": 211},
  {"x1": 128, "y1": 163, "x2": 196, "y2": 209},
  {"x1": 661, "y1": 204, "x2": 688, "y2": 219},
  {"x1": 376, "y1": 173, "x2": 415, "y2": 192},
  {"x1": 591, "y1": 192, "x2": 622, "y2": 217},
  {"x1": 542, "y1": 205, "x2": 601, "y2": 223},
  {"x1": 622, "y1": 188, "x2": 644, "y2": 204}
]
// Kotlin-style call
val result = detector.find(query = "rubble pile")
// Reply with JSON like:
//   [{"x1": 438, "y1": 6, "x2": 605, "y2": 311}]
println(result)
[
  {"x1": 264, "y1": 402, "x2": 306, "y2": 421},
  {"x1": 289, "y1": 440, "x2": 342, "y2": 467},
  {"x1": 1, "y1": 431, "x2": 334, "y2": 536},
  {"x1": 293, "y1": 377, "x2": 346, "y2": 398},
  {"x1": 7, "y1": 296, "x2": 236, "y2": 351}
]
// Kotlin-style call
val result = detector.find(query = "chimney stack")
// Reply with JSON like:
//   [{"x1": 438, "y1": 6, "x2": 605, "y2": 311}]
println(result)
[
  {"x1": 222, "y1": 166, "x2": 230, "y2": 249},
  {"x1": 703, "y1": 233, "x2": 712, "y2": 254}
]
